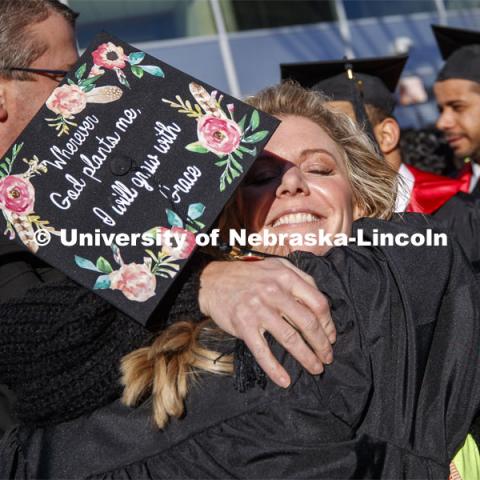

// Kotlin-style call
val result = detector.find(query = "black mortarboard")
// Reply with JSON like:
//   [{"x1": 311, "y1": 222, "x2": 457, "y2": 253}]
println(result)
[
  {"x1": 432, "y1": 24, "x2": 480, "y2": 83},
  {"x1": 280, "y1": 54, "x2": 408, "y2": 115},
  {"x1": 0, "y1": 32, "x2": 279, "y2": 326}
]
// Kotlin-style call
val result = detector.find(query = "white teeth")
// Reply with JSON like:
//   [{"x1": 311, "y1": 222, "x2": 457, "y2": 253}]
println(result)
[{"x1": 272, "y1": 213, "x2": 321, "y2": 227}]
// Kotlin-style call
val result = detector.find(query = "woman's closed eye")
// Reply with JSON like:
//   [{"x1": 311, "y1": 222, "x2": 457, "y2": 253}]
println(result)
[
  {"x1": 301, "y1": 152, "x2": 337, "y2": 176},
  {"x1": 303, "y1": 164, "x2": 334, "y2": 176}
]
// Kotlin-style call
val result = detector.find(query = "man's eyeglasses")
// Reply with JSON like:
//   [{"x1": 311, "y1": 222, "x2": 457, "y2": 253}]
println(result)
[{"x1": 6, "y1": 67, "x2": 69, "y2": 81}]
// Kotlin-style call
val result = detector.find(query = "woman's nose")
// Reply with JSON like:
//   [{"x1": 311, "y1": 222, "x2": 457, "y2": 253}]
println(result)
[{"x1": 276, "y1": 166, "x2": 310, "y2": 197}]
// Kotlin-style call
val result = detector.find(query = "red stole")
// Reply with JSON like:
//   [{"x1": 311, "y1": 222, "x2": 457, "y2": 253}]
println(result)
[
  {"x1": 456, "y1": 162, "x2": 474, "y2": 189},
  {"x1": 405, "y1": 165, "x2": 470, "y2": 214}
]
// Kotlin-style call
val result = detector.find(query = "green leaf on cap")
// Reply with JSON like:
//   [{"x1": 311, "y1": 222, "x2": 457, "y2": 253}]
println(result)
[
  {"x1": 96, "y1": 256, "x2": 113, "y2": 274},
  {"x1": 129, "y1": 52, "x2": 145, "y2": 65},
  {"x1": 186, "y1": 142, "x2": 209, "y2": 154},
  {"x1": 94, "y1": 275, "x2": 111, "y2": 289},
  {"x1": 187, "y1": 203, "x2": 205, "y2": 220},
  {"x1": 141, "y1": 65, "x2": 165, "y2": 77},
  {"x1": 166, "y1": 209, "x2": 184, "y2": 228},
  {"x1": 75, "y1": 255, "x2": 100, "y2": 272}
]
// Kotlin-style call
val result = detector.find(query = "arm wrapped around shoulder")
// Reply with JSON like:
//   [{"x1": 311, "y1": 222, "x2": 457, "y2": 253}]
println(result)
[{"x1": 291, "y1": 215, "x2": 480, "y2": 466}]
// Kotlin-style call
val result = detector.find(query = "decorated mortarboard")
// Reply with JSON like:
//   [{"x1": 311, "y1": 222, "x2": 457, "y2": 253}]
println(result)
[
  {"x1": 280, "y1": 54, "x2": 408, "y2": 115},
  {"x1": 432, "y1": 24, "x2": 480, "y2": 83},
  {"x1": 0, "y1": 33, "x2": 279, "y2": 325}
]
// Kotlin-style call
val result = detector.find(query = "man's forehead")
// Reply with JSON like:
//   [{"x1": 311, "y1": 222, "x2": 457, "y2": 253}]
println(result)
[
  {"x1": 28, "y1": 14, "x2": 78, "y2": 68},
  {"x1": 434, "y1": 79, "x2": 480, "y2": 101}
]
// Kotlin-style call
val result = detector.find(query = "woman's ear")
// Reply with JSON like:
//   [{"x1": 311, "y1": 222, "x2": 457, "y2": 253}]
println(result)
[
  {"x1": 353, "y1": 202, "x2": 364, "y2": 220},
  {"x1": 373, "y1": 118, "x2": 400, "y2": 155}
]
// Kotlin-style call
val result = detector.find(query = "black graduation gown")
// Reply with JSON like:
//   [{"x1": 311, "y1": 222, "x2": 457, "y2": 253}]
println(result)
[
  {"x1": 433, "y1": 192, "x2": 480, "y2": 269},
  {"x1": 470, "y1": 175, "x2": 480, "y2": 199},
  {"x1": 1, "y1": 215, "x2": 479, "y2": 479}
]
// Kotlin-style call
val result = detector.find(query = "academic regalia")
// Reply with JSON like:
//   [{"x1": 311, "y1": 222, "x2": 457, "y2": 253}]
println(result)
[
  {"x1": 1, "y1": 215, "x2": 479, "y2": 479},
  {"x1": 280, "y1": 55, "x2": 469, "y2": 214},
  {"x1": 402, "y1": 163, "x2": 470, "y2": 214},
  {"x1": 434, "y1": 192, "x2": 480, "y2": 268},
  {"x1": 432, "y1": 24, "x2": 480, "y2": 194},
  {"x1": 281, "y1": 55, "x2": 407, "y2": 114},
  {"x1": 0, "y1": 236, "x2": 66, "y2": 301},
  {"x1": 0, "y1": 237, "x2": 65, "y2": 440},
  {"x1": 455, "y1": 161, "x2": 480, "y2": 199},
  {"x1": 432, "y1": 24, "x2": 480, "y2": 84},
  {"x1": 281, "y1": 55, "x2": 407, "y2": 143}
]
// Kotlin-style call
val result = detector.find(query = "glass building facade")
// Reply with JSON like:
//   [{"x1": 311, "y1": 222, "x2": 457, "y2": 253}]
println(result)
[{"x1": 67, "y1": 0, "x2": 480, "y2": 127}]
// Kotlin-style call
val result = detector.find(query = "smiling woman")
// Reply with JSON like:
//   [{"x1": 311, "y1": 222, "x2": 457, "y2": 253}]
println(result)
[
  {"x1": 2, "y1": 83, "x2": 479, "y2": 480},
  {"x1": 221, "y1": 82, "x2": 396, "y2": 256}
]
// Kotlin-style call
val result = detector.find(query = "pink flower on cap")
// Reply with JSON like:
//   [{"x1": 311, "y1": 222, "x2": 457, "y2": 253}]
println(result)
[
  {"x1": 197, "y1": 115, "x2": 242, "y2": 156},
  {"x1": 109, "y1": 262, "x2": 157, "y2": 302},
  {"x1": 88, "y1": 64, "x2": 105, "y2": 78},
  {"x1": 162, "y1": 227, "x2": 196, "y2": 260},
  {"x1": 0, "y1": 175, "x2": 35, "y2": 215},
  {"x1": 46, "y1": 84, "x2": 87, "y2": 119},
  {"x1": 92, "y1": 42, "x2": 128, "y2": 70}
]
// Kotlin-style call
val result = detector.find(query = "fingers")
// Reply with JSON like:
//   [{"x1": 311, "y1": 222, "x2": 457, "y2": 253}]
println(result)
[
  {"x1": 241, "y1": 324, "x2": 291, "y2": 389},
  {"x1": 201, "y1": 258, "x2": 337, "y2": 388},
  {"x1": 276, "y1": 258, "x2": 317, "y2": 287},
  {"x1": 276, "y1": 294, "x2": 332, "y2": 369},
  {"x1": 277, "y1": 259, "x2": 336, "y2": 345},
  {"x1": 291, "y1": 282, "x2": 336, "y2": 346}
]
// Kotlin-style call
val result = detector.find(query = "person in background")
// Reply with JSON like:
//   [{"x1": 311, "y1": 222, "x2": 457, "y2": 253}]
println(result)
[
  {"x1": 433, "y1": 24, "x2": 480, "y2": 198},
  {"x1": 0, "y1": 0, "x2": 79, "y2": 438},
  {"x1": 280, "y1": 55, "x2": 470, "y2": 214}
]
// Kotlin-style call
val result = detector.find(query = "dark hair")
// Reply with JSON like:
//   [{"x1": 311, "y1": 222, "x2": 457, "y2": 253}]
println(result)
[
  {"x1": 365, "y1": 104, "x2": 393, "y2": 126},
  {"x1": 400, "y1": 127, "x2": 458, "y2": 175},
  {"x1": 0, "y1": 0, "x2": 78, "y2": 80}
]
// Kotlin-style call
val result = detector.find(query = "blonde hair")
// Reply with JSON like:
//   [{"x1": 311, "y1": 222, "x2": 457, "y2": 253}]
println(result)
[
  {"x1": 122, "y1": 82, "x2": 398, "y2": 428},
  {"x1": 121, "y1": 320, "x2": 232, "y2": 427}
]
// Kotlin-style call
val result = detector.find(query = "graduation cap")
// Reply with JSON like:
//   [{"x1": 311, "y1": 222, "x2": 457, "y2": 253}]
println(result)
[
  {"x1": 281, "y1": 55, "x2": 407, "y2": 146},
  {"x1": 0, "y1": 32, "x2": 279, "y2": 326},
  {"x1": 432, "y1": 24, "x2": 480, "y2": 82},
  {"x1": 281, "y1": 54, "x2": 408, "y2": 115}
]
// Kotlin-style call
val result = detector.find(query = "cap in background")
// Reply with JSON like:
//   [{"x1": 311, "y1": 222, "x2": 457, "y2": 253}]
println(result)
[{"x1": 432, "y1": 24, "x2": 480, "y2": 82}]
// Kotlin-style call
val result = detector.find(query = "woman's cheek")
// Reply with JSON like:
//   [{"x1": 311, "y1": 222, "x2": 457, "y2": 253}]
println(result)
[{"x1": 240, "y1": 188, "x2": 272, "y2": 231}]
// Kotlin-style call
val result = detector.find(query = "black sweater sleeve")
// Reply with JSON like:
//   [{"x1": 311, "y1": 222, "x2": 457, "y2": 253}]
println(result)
[{"x1": 0, "y1": 252, "x2": 208, "y2": 426}]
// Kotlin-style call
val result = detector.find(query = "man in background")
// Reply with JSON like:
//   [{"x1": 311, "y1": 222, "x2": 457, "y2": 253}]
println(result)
[
  {"x1": 433, "y1": 24, "x2": 480, "y2": 197},
  {"x1": 0, "y1": 0, "x2": 79, "y2": 438}
]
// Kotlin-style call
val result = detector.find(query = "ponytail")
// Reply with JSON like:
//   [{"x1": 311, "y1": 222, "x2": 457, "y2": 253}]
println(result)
[{"x1": 121, "y1": 320, "x2": 233, "y2": 428}]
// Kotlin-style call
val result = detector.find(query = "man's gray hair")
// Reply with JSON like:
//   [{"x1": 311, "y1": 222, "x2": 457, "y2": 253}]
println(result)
[{"x1": 0, "y1": 0, "x2": 78, "y2": 80}]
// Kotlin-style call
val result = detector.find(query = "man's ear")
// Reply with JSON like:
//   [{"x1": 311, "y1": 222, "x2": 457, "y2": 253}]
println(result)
[
  {"x1": 0, "y1": 83, "x2": 8, "y2": 122},
  {"x1": 373, "y1": 117, "x2": 400, "y2": 155}
]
